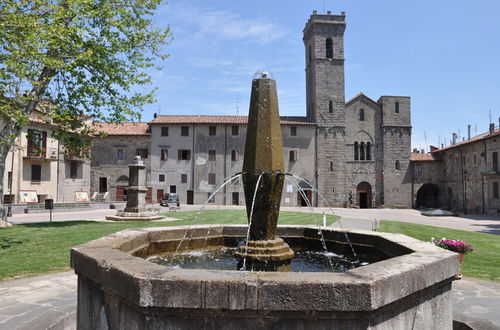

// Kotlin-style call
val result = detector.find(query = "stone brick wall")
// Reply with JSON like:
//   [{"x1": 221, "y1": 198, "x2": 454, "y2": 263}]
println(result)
[{"x1": 91, "y1": 135, "x2": 151, "y2": 202}]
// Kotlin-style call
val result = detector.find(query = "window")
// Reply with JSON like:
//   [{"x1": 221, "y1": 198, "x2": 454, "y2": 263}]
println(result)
[
  {"x1": 231, "y1": 150, "x2": 239, "y2": 162},
  {"x1": 170, "y1": 185, "x2": 176, "y2": 193},
  {"x1": 354, "y1": 142, "x2": 359, "y2": 160},
  {"x1": 290, "y1": 126, "x2": 297, "y2": 136},
  {"x1": 181, "y1": 174, "x2": 187, "y2": 183},
  {"x1": 209, "y1": 126, "x2": 217, "y2": 136},
  {"x1": 27, "y1": 129, "x2": 47, "y2": 157},
  {"x1": 160, "y1": 148, "x2": 168, "y2": 161},
  {"x1": 359, "y1": 108, "x2": 365, "y2": 121},
  {"x1": 473, "y1": 154, "x2": 477, "y2": 165},
  {"x1": 161, "y1": 127, "x2": 169, "y2": 136},
  {"x1": 136, "y1": 148, "x2": 148, "y2": 159},
  {"x1": 395, "y1": 160, "x2": 401, "y2": 170},
  {"x1": 208, "y1": 173, "x2": 216, "y2": 185},
  {"x1": 181, "y1": 126, "x2": 189, "y2": 136},
  {"x1": 329, "y1": 100, "x2": 333, "y2": 113},
  {"x1": 360, "y1": 142, "x2": 365, "y2": 161},
  {"x1": 493, "y1": 152, "x2": 498, "y2": 172},
  {"x1": 70, "y1": 161, "x2": 78, "y2": 178},
  {"x1": 366, "y1": 142, "x2": 372, "y2": 160},
  {"x1": 31, "y1": 164, "x2": 41, "y2": 182},
  {"x1": 308, "y1": 45, "x2": 312, "y2": 64},
  {"x1": 116, "y1": 149, "x2": 124, "y2": 160},
  {"x1": 415, "y1": 164, "x2": 422, "y2": 174},
  {"x1": 178, "y1": 149, "x2": 191, "y2": 160},
  {"x1": 289, "y1": 150, "x2": 298, "y2": 162},
  {"x1": 159, "y1": 174, "x2": 165, "y2": 182},
  {"x1": 494, "y1": 182, "x2": 499, "y2": 199},
  {"x1": 395, "y1": 101, "x2": 400, "y2": 113},
  {"x1": 326, "y1": 38, "x2": 333, "y2": 59},
  {"x1": 208, "y1": 150, "x2": 216, "y2": 161},
  {"x1": 207, "y1": 192, "x2": 215, "y2": 203},
  {"x1": 231, "y1": 125, "x2": 239, "y2": 136},
  {"x1": 330, "y1": 162, "x2": 333, "y2": 172}
]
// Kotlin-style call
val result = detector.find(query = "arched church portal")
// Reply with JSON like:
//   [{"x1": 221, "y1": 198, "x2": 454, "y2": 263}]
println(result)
[{"x1": 356, "y1": 182, "x2": 372, "y2": 208}]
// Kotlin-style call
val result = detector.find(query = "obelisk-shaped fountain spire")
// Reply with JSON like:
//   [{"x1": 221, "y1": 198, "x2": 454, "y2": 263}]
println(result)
[
  {"x1": 236, "y1": 71, "x2": 294, "y2": 271},
  {"x1": 243, "y1": 71, "x2": 285, "y2": 240}
]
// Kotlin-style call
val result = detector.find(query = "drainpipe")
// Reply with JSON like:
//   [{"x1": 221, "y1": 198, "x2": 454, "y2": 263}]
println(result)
[
  {"x1": 482, "y1": 141, "x2": 487, "y2": 214},
  {"x1": 223, "y1": 124, "x2": 227, "y2": 205},
  {"x1": 314, "y1": 126, "x2": 319, "y2": 207},
  {"x1": 460, "y1": 148, "x2": 467, "y2": 214},
  {"x1": 191, "y1": 125, "x2": 195, "y2": 203},
  {"x1": 56, "y1": 139, "x2": 60, "y2": 203}
]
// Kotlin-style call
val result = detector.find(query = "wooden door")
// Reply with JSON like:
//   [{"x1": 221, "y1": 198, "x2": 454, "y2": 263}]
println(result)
[
  {"x1": 187, "y1": 190, "x2": 194, "y2": 204},
  {"x1": 156, "y1": 189, "x2": 164, "y2": 203},
  {"x1": 146, "y1": 187, "x2": 152, "y2": 203}
]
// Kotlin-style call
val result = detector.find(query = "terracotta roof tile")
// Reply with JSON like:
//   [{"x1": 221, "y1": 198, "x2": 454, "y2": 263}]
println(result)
[
  {"x1": 410, "y1": 152, "x2": 439, "y2": 161},
  {"x1": 94, "y1": 122, "x2": 150, "y2": 136},
  {"x1": 149, "y1": 115, "x2": 315, "y2": 125},
  {"x1": 432, "y1": 129, "x2": 500, "y2": 153}
]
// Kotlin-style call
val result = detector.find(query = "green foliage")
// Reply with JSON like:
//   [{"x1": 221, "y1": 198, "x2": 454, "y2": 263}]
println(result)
[
  {"x1": 0, "y1": 0, "x2": 172, "y2": 147},
  {"x1": 0, "y1": 211, "x2": 338, "y2": 280},
  {"x1": 379, "y1": 221, "x2": 500, "y2": 282}
]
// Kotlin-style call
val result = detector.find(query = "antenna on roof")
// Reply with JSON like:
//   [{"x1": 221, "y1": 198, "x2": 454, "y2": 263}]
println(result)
[
  {"x1": 474, "y1": 124, "x2": 477, "y2": 135},
  {"x1": 158, "y1": 105, "x2": 162, "y2": 115},
  {"x1": 236, "y1": 94, "x2": 240, "y2": 116},
  {"x1": 323, "y1": 0, "x2": 326, "y2": 13},
  {"x1": 489, "y1": 109, "x2": 492, "y2": 124},
  {"x1": 424, "y1": 131, "x2": 427, "y2": 153}
]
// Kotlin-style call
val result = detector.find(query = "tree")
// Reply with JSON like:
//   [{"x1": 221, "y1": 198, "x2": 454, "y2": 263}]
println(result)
[{"x1": 0, "y1": 0, "x2": 171, "y2": 224}]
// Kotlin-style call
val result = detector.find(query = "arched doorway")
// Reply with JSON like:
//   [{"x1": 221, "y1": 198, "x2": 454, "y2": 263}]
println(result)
[
  {"x1": 356, "y1": 182, "x2": 372, "y2": 208},
  {"x1": 416, "y1": 183, "x2": 440, "y2": 208}
]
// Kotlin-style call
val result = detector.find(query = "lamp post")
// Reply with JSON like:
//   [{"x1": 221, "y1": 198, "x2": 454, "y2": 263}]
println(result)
[{"x1": 6, "y1": 145, "x2": 16, "y2": 217}]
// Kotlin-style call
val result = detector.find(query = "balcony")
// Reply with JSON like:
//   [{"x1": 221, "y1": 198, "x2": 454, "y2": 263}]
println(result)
[{"x1": 23, "y1": 147, "x2": 58, "y2": 161}]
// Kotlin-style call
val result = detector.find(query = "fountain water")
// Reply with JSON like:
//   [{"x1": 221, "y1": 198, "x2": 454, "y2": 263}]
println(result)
[{"x1": 71, "y1": 71, "x2": 459, "y2": 329}]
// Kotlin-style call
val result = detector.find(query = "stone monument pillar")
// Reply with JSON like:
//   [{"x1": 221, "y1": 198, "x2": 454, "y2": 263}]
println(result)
[{"x1": 106, "y1": 156, "x2": 165, "y2": 221}]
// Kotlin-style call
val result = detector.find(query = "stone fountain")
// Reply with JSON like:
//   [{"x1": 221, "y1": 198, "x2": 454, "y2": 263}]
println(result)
[
  {"x1": 71, "y1": 72, "x2": 459, "y2": 329},
  {"x1": 106, "y1": 156, "x2": 165, "y2": 221}
]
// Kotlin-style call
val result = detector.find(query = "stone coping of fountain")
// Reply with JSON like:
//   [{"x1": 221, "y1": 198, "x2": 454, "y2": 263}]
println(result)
[{"x1": 70, "y1": 225, "x2": 459, "y2": 313}]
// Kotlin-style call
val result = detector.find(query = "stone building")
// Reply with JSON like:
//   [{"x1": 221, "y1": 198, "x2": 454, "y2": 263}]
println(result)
[
  {"x1": 2, "y1": 108, "x2": 91, "y2": 205},
  {"x1": 90, "y1": 123, "x2": 151, "y2": 202},
  {"x1": 90, "y1": 11, "x2": 414, "y2": 208},
  {"x1": 411, "y1": 124, "x2": 500, "y2": 215},
  {"x1": 147, "y1": 115, "x2": 316, "y2": 206}
]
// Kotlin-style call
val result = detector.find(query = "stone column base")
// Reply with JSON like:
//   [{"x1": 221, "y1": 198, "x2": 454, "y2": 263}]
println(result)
[{"x1": 235, "y1": 237, "x2": 294, "y2": 271}]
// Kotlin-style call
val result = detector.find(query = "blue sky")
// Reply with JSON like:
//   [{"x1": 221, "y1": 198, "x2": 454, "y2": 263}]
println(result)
[{"x1": 142, "y1": 0, "x2": 500, "y2": 150}]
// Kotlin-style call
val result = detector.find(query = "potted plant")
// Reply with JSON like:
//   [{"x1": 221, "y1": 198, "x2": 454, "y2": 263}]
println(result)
[{"x1": 432, "y1": 238, "x2": 474, "y2": 279}]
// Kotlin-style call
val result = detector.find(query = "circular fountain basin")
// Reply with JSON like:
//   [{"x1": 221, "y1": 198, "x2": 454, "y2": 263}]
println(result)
[{"x1": 71, "y1": 225, "x2": 459, "y2": 329}]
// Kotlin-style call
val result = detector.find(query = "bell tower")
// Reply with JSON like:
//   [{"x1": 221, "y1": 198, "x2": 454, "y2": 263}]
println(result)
[
  {"x1": 303, "y1": 10, "x2": 346, "y2": 125},
  {"x1": 304, "y1": 11, "x2": 348, "y2": 207}
]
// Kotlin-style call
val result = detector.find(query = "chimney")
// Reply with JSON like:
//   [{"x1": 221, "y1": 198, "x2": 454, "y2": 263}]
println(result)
[
  {"x1": 452, "y1": 133, "x2": 458, "y2": 145},
  {"x1": 412, "y1": 148, "x2": 418, "y2": 153},
  {"x1": 153, "y1": 112, "x2": 157, "y2": 119},
  {"x1": 313, "y1": 10, "x2": 317, "y2": 15},
  {"x1": 468, "y1": 124, "x2": 471, "y2": 140},
  {"x1": 420, "y1": 149, "x2": 425, "y2": 154},
  {"x1": 327, "y1": 10, "x2": 331, "y2": 15},
  {"x1": 489, "y1": 123, "x2": 495, "y2": 134}
]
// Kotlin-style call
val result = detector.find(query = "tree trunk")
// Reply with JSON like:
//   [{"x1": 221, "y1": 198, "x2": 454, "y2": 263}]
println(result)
[
  {"x1": 0, "y1": 120, "x2": 21, "y2": 226},
  {"x1": 0, "y1": 66, "x2": 56, "y2": 225}
]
